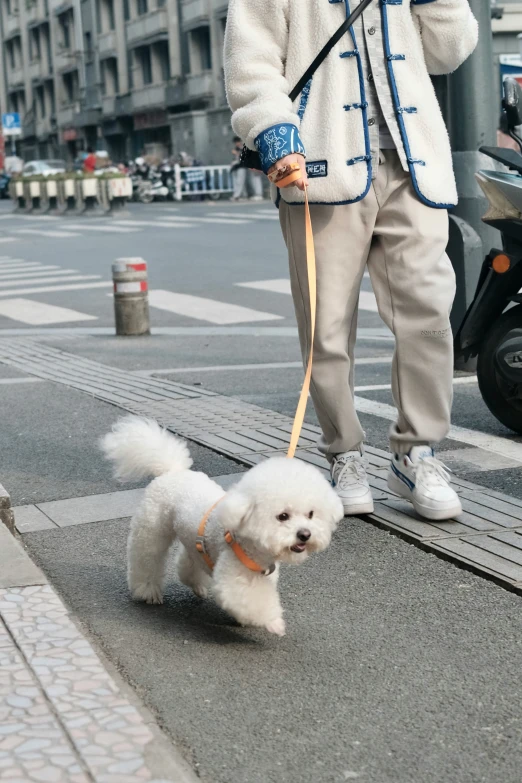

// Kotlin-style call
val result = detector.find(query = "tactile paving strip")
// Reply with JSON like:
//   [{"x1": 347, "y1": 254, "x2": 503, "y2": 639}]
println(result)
[{"x1": 3, "y1": 338, "x2": 522, "y2": 594}]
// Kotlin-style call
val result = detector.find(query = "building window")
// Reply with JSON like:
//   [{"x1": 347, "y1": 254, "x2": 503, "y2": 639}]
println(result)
[
  {"x1": 139, "y1": 46, "x2": 152, "y2": 85},
  {"x1": 58, "y1": 10, "x2": 73, "y2": 50},
  {"x1": 156, "y1": 41, "x2": 170, "y2": 81},
  {"x1": 47, "y1": 81, "x2": 56, "y2": 115},
  {"x1": 6, "y1": 41, "x2": 15, "y2": 70},
  {"x1": 30, "y1": 27, "x2": 41, "y2": 61},
  {"x1": 62, "y1": 70, "x2": 79, "y2": 104},
  {"x1": 137, "y1": 0, "x2": 148, "y2": 15},
  {"x1": 36, "y1": 85, "x2": 46, "y2": 119},
  {"x1": 123, "y1": 0, "x2": 130, "y2": 21},
  {"x1": 190, "y1": 26, "x2": 212, "y2": 73}
]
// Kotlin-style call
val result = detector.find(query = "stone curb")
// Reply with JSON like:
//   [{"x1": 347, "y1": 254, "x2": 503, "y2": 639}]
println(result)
[{"x1": 0, "y1": 481, "x2": 15, "y2": 534}]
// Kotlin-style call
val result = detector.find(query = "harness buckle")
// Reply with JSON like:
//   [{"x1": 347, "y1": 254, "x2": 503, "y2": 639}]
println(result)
[{"x1": 195, "y1": 535, "x2": 207, "y2": 555}]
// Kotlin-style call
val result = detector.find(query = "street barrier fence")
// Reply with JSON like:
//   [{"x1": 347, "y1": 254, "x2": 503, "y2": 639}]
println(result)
[
  {"x1": 174, "y1": 164, "x2": 233, "y2": 200},
  {"x1": 9, "y1": 175, "x2": 133, "y2": 216}
]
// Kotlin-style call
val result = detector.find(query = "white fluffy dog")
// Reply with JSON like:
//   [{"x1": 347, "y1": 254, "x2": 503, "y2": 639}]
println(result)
[{"x1": 101, "y1": 417, "x2": 343, "y2": 636}]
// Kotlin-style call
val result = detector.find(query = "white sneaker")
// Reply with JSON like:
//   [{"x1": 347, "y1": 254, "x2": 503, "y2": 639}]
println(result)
[
  {"x1": 387, "y1": 446, "x2": 462, "y2": 521},
  {"x1": 331, "y1": 451, "x2": 374, "y2": 516}
]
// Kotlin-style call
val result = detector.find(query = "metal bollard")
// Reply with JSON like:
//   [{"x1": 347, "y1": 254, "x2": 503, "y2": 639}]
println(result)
[{"x1": 112, "y1": 258, "x2": 150, "y2": 336}]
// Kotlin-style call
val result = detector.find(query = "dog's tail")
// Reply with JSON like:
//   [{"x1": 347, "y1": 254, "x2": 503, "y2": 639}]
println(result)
[{"x1": 100, "y1": 416, "x2": 193, "y2": 482}]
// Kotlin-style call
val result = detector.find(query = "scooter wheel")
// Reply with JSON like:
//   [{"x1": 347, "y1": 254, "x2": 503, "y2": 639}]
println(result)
[
  {"x1": 138, "y1": 190, "x2": 154, "y2": 204},
  {"x1": 477, "y1": 305, "x2": 522, "y2": 434}
]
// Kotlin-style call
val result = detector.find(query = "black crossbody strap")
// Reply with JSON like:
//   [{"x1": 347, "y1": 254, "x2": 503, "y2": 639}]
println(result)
[{"x1": 289, "y1": 0, "x2": 374, "y2": 102}]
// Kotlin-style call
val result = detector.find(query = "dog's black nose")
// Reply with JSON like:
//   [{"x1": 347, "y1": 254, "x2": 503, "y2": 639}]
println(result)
[{"x1": 297, "y1": 528, "x2": 311, "y2": 542}]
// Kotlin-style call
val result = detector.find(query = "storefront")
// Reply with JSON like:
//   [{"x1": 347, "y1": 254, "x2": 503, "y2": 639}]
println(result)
[{"x1": 132, "y1": 110, "x2": 171, "y2": 160}]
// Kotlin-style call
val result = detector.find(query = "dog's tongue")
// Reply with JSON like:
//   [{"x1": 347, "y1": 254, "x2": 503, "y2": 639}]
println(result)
[{"x1": 291, "y1": 543, "x2": 306, "y2": 553}]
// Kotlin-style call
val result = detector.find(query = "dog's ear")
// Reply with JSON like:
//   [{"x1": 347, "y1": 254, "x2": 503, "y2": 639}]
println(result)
[{"x1": 218, "y1": 489, "x2": 253, "y2": 533}]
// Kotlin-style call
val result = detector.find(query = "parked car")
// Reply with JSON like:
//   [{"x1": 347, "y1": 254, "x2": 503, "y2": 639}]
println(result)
[
  {"x1": 22, "y1": 159, "x2": 67, "y2": 177},
  {"x1": 0, "y1": 172, "x2": 10, "y2": 199}
]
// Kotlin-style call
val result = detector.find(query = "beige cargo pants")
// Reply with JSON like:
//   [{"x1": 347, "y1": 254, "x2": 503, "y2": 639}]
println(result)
[{"x1": 279, "y1": 149, "x2": 456, "y2": 459}]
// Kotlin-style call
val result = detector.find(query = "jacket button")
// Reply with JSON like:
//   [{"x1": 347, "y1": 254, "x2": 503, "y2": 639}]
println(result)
[
  {"x1": 368, "y1": 26, "x2": 376, "y2": 35},
  {"x1": 368, "y1": 118, "x2": 376, "y2": 126}
]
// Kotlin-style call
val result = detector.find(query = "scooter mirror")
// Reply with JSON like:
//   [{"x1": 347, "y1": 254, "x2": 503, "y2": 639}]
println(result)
[{"x1": 504, "y1": 77, "x2": 522, "y2": 131}]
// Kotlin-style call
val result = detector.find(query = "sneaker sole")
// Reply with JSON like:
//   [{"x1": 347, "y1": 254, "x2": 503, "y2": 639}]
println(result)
[
  {"x1": 387, "y1": 473, "x2": 462, "y2": 521},
  {"x1": 342, "y1": 499, "x2": 375, "y2": 516}
]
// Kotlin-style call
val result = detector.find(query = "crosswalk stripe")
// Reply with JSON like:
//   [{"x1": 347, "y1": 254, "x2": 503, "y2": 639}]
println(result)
[
  {"x1": 0, "y1": 281, "x2": 111, "y2": 298},
  {"x1": 238, "y1": 277, "x2": 379, "y2": 312},
  {"x1": 153, "y1": 216, "x2": 250, "y2": 226},
  {"x1": 0, "y1": 261, "x2": 44, "y2": 270},
  {"x1": 211, "y1": 212, "x2": 279, "y2": 221},
  {"x1": 0, "y1": 237, "x2": 19, "y2": 243},
  {"x1": 65, "y1": 224, "x2": 141, "y2": 233},
  {"x1": 148, "y1": 289, "x2": 283, "y2": 325},
  {"x1": 0, "y1": 298, "x2": 98, "y2": 325},
  {"x1": 237, "y1": 279, "x2": 291, "y2": 294},
  {"x1": 151, "y1": 216, "x2": 198, "y2": 223},
  {"x1": 0, "y1": 267, "x2": 73, "y2": 280},
  {"x1": 14, "y1": 229, "x2": 82, "y2": 238},
  {"x1": 112, "y1": 220, "x2": 196, "y2": 229},
  {"x1": 0, "y1": 274, "x2": 101, "y2": 289}
]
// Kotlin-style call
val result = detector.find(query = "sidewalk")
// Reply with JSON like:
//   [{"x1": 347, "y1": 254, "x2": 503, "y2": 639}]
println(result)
[
  {"x1": 2, "y1": 335, "x2": 522, "y2": 783},
  {"x1": 0, "y1": 525, "x2": 197, "y2": 783}
]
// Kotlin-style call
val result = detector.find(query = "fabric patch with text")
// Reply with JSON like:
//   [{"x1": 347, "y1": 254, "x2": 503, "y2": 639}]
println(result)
[{"x1": 306, "y1": 160, "x2": 328, "y2": 178}]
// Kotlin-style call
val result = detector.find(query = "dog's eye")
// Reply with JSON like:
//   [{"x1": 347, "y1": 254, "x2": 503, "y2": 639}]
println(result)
[
  {"x1": 277, "y1": 512, "x2": 290, "y2": 522},
  {"x1": 308, "y1": 510, "x2": 314, "y2": 519}
]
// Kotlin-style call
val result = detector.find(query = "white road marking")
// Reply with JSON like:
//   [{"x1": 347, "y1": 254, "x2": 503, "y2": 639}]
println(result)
[
  {"x1": 353, "y1": 395, "x2": 522, "y2": 462},
  {"x1": 0, "y1": 274, "x2": 101, "y2": 289},
  {"x1": 112, "y1": 220, "x2": 196, "y2": 229},
  {"x1": 0, "y1": 281, "x2": 111, "y2": 298},
  {"x1": 14, "y1": 229, "x2": 82, "y2": 238},
  {"x1": 0, "y1": 237, "x2": 19, "y2": 243},
  {"x1": 154, "y1": 216, "x2": 251, "y2": 226},
  {"x1": 0, "y1": 268, "x2": 75, "y2": 280},
  {"x1": 237, "y1": 279, "x2": 292, "y2": 295},
  {"x1": 0, "y1": 376, "x2": 45, "y2": 384},
  {"x1": 148, "y1": 289, "x2": 283, "y2": 324},
  {"x1": 65, "y1": 224, "x2": 141, "y2": 233},
  {"x1": 212, "y1": 211, "x2": 279, "y2": 220},
  {"x1": 353, "y1": 376, "x2": 477, "y2": 393},
  {"x1": 134, "y1": 355, "x2": 395, "y2": 376},
  {"x1": 442, "y1": 447, "x2": 522, "y2": 470},
  {"x1": 0, "y1": 261, "x2": 45, "y2": 270},
  {"x1": 359, "y1": 290, "x2": 379, "y2": 312},
  {"x1": 238, "y1": 277, "x2": 379, "y2": 312},
  {"x1": 151, "y1": 216, "x2": 199, "y2": 223},
  {"x1": 0, "y1": 298, "x2": 98, "y2": 325}
]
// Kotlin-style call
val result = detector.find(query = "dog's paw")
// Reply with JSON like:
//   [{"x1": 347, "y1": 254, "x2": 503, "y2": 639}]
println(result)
[
  {"x1": 131, "y1": 583, "x2": 164, "y2": 605},
  {"x1": 192, "y1": 584, "x2": 209, "y2": 599},
  {"x1": 265, "y1": 618, "x2": 286, "y2": 637}
]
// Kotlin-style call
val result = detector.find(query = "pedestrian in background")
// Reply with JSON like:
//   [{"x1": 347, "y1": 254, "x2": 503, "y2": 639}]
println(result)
[
  {"x1": 231, "y1": 136, "x2": 248, "y2": 200},
  {"x1": 83, "y1": 147, "x2": 96, "y2": 174},
  {"x1": 225, "y1": 0, "x2": 478, "y2": 521}
]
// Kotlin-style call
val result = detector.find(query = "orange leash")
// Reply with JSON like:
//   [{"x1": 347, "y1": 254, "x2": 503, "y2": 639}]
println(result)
[{"x1": 196, "y1": 164, "x2": 316, "y2": 569}]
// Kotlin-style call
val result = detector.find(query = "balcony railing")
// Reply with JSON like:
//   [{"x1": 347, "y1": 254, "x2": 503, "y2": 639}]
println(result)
[
  {"x1": 180, "y1": 0, "x2": 208, "y2": 28},
  {"x1": 36, "y1": 116, "x2": 53, "y2": 137},
  {"x1": 54, "y1": 47, "x2": 79, "y2": 72},
  {"x1": 126, "y1": 8, "x2": 168, "y2": 46},
  {"x1": 186, "y1": 71, "x2": 213, "y2": 100},
  {"x1": 29, "y1": 59, "x2": 50, "y2": 82},
  {"x1": 98, "y1": 31, "x2": 116, "y2": 58},
  {"x1": 7, "y1": 66, "x2": 24, "y2": 88},
  {"x1": 131, "y1": 84, "x2": 167, "y2": 110},
  {"x1": 102, "y1": 95, "x2": 116, "y2": 116},
  {"x1": 57, "y1": 104, "x2": 76, "y2": 126},
  {"x1": 4, "y1": 14, "x2": 21, "y2": 38}
]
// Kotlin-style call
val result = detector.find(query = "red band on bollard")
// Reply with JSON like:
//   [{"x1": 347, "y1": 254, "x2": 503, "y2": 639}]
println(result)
[{"x1": 127, "y1": 262, "x2": 147, "y2": 272}]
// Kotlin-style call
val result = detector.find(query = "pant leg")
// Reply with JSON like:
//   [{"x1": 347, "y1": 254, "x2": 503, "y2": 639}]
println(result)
[
  {"x1": 232, "y1": 168, "x2": 247, "y2": 199},
  {"x1": 248, "y1": 170, "x2": 264, "y2": 198},
  {"x1": 367, "y1": 151, "x2": 456, "y2": 452},
  {"x1": 279, "y1": 196, "x2": 378, "y2": 458}
]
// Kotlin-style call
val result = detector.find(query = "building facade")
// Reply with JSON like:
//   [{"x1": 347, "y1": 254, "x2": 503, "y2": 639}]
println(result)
[{"x1": 0, "y1": 0, "x2": 233, "y2": 164}]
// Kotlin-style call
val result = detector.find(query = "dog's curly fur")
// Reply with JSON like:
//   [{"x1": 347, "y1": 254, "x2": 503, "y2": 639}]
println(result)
[{"x1": 101, "y1": 416, "x2": 343, "y2": 636}]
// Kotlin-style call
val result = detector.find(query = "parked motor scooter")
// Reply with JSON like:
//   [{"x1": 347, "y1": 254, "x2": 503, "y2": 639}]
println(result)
[{"x1": 455, "y1": 77, "x2": 522, "y2": 433}]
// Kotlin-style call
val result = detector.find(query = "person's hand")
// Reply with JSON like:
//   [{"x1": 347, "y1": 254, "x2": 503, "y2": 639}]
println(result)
[{"x1": 268, "y1": 154, "x2": 308, "y2": 191}]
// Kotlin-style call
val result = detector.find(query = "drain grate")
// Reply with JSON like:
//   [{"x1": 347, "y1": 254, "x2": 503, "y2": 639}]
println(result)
[{"x1": 3, "y1": 337, "x2": 522, "y2": 593}]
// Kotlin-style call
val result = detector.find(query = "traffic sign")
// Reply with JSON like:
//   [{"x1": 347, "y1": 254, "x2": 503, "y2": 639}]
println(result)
[{"x1": 2, "y1": 113, "x2": 21, "y2": 136}]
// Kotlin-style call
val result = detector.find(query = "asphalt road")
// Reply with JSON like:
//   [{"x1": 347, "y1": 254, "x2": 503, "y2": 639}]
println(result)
[{"x1": 3, "y1": 197, "x2": 522, "y2": 782}]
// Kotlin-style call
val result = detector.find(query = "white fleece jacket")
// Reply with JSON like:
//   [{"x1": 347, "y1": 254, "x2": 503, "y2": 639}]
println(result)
[{"x1": 224, "y1": 0, "x2": 478, "y2": 207}]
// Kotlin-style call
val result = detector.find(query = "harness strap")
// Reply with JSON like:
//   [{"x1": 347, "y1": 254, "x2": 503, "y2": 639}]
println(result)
[
  {"x1": 224, "y1": 531, "x2": 275, "y2": 576},
  {"x1": 195, "y1": 497, "x2": 222, "y2": 571}
]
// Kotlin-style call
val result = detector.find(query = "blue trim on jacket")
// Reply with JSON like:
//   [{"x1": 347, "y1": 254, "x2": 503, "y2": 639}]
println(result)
[
  {"x1": 411, "y1": 0, "x2": 438, "y2": 5},
  {"x1": 254, "y1": 124, "x2": 306, "y2": 174},
  {"x1": 381, "y1": 1, "x2": 455, "y2": 209}
]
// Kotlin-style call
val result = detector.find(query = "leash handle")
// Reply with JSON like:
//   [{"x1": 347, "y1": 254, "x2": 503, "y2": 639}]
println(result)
[{"x1": 287, "y1": 186, "x2": 316, "y2": 459}]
